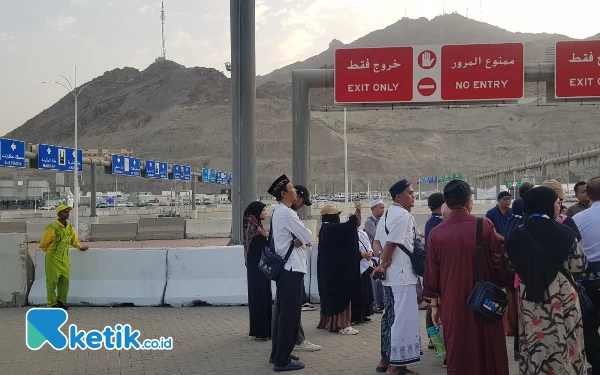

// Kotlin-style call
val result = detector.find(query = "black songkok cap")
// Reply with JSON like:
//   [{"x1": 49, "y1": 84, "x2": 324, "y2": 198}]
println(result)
[
  {"x1": 268, "y1": 174, "x2": 290, "y2": 197},
  {"x1": 389, "y1": 179, "x2": 411, "y2": 199},
  {"x1": 427, "y1": 193, "x2": 446, "y2": 211},
  {"x1": 443, "y1": 180, "x2": 472, "y2": 201}
]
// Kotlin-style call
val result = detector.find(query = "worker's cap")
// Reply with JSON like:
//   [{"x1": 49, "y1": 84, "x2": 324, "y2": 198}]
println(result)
[
  {"x1": 541, "y1": 179, "x2": 566, "y2": 200},
  {"x1": 320, "y1": 204, "x2": 342, "y2": 216},
  {"x1": 55, "y1": 204, "x2": 72, "y2": 215}
]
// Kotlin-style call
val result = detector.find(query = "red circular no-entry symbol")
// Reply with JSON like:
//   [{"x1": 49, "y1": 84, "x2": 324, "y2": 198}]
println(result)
[
  {"x1": 417, "y1": 77, "x2": 437, "y2": 97},
  {"x1": 418, "y1": 50, "x2": 437, "y2": 69}
]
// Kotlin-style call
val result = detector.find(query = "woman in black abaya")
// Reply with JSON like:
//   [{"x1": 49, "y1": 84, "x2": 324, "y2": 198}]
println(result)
[
  {"x1": 317, "y1": 202, "x2": 362, "y2": 335},
  {"x1": 243, "y1": 201, "x2": 272, "y2": 340}
]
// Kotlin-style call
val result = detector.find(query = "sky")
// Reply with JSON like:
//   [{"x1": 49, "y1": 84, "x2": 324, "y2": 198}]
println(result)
[{"x1": 1, "y1": 0, "x2": 600, "y2": 135}]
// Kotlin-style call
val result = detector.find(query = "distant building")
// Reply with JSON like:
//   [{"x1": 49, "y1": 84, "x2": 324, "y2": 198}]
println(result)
[{"x1": 83, "y1": 148, "x2": 134, "y2": 158}]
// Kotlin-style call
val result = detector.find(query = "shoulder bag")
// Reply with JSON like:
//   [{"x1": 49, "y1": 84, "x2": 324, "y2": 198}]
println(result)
[
  {"x1": 518, "y1": 225, "x2": 594, "y2": 317},
  {"x1": 258, "y1": 215, "x2": 296, "y2": 282},
  {"x1": 467, "y1": 217, "x2": 508, "y2": 323},
  {"x1": 384, "y1": 211, "x2": 426, "y2": 277}
]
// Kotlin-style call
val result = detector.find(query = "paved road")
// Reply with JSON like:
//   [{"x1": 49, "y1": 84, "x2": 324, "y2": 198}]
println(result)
[{"x1": 2, "y1": 306, "x2": 519, "y2": 375}]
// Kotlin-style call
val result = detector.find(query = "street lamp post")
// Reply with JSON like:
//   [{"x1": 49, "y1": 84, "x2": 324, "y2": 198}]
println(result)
[{"x1": 43, "y1": 65, "x2": 91, "y2": 233}]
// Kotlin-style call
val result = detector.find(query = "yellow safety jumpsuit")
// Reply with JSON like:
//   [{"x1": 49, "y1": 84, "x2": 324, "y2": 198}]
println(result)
[{"x1": 39, "y1": 220, "x2": 82, "y2": 306}]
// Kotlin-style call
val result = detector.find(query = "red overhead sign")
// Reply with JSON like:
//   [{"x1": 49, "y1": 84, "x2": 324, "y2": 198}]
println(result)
[
  {"x1": 334, "y1": 47, "x2": 414, "y2": 103},
  {"x1": 334, "y1": 43, "x2": 524, "y2": 104},
  {"x1": 555, "y1": 40, "x2": 600, "y2": 99}
]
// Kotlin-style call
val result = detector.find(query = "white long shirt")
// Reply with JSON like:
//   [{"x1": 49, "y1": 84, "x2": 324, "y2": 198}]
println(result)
[
  {"x1": 271, "y1": 203, "x2": 313, "y2": 274},
  {"x1": 374, "y1": 203, "x2": 419, "y2": 286},
  {"x1": 358, "y1": 229, "x2": 374, "y2": 275},
  {"x1": 574, "y1": 201, "x2": 600, "y2": 262}
]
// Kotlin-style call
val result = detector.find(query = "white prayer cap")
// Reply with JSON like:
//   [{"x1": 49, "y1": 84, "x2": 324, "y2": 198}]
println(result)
[{"x1": 370, "y1": 199, "x2": 384, "y2": 208}]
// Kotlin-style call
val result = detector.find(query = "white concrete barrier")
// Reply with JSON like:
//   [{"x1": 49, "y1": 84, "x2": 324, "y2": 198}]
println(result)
[
  {"x1": 0, "y1": 233, "x2": 33, "y2": 307},
  {"x1": 164, "y1": 246, "x2": 249, "y2": 306},
  {"x1": 0, "y1": 221, "x2": 27, "y2": 233},
  {"x1": 185, "y1": 219, "x2": 231, "y2": 239},
  {"x1": 26, "y1": 222, "x2": 50, "y2": 242},
  {"x1": 136, "y1": 217, "x2": 186, "y2": 240},
  {"x1": 28, "y1": 248, "x2": 168, "y2": 306},
  {"x1": 90, "y1": 222, "x2": 138, "y2": 241}
]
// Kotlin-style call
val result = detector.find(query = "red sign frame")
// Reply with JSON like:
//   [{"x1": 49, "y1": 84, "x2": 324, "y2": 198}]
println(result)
[
  {"x1": 555, "y1": 40, "x2": 600, "y2": 99},
  {"x1": 440, "y1": 43, "x2": 524, "y2": 101},
  {"x1": 334, "y1": 43, "x2": 524, "y2": 104},
  {"x1": 334, "y1": 47, "x2": 414, "y2": 103}
]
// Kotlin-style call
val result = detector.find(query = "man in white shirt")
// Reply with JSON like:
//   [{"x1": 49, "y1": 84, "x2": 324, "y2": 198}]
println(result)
[
  {"x1": 573, "y1": 176, "x2": 600, "y2": 374},
  {"x1": 371, "y1": 179, "x2": 421, "y2": 375},
  {"x1": 267, "y1": 175, "x2": 313, "y2": 372}
]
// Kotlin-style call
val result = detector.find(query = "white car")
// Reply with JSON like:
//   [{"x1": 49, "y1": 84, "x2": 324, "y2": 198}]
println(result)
[{"x1": 39, "y1": 205, "x2": 55, "y2": 210}]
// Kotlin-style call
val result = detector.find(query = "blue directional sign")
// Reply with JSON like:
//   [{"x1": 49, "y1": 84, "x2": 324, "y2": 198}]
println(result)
[
  {"x1": 208, "y1": 169, "x2": 217, "y2": 183},
  {"x1": 172, "y1": 164, "x2": 191, "y2": 181},
  {"x1": 111, "y1": 155, "x2": 141, "y2": 177},
  {"x1": 145, "y1": 160, "x2": 168, "y2": 179},
  {"x1": 0, "y1": 138, "x2": 26, "y2": 168},
  {"x1": 38, "y1": 143, "x2": 82, "y2": 172},
  {"x1": 216, "y1": 171, "x2": 229, "y2": 184},
  {"x1": 201, "y1": 168, "x2": 209, "y2": 182},
  {"x1": 229, "y1": 173, "x2": 233, "y2": 185}
]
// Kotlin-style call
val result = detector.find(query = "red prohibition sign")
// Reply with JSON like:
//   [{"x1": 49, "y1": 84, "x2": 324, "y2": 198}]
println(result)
[
  {"x1": 418, "y1": 50, "x2": 437, "y2": 69},
  {"x1": 417, "y1": 77, "x2": 437, "y2": 96}
]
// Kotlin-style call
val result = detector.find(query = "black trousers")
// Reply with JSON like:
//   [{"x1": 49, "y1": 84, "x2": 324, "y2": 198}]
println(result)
[
  {"x1": 270, "y1": 269, "x2": 303, "y2": 367},
  {"x1": 583, "y1": 287, "x2": 600, "y2": 375}
]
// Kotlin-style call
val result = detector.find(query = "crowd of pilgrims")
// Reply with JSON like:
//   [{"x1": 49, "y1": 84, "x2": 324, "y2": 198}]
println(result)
[{"x1": 242, "y1": 173, "x2": 600, "y2": 375}]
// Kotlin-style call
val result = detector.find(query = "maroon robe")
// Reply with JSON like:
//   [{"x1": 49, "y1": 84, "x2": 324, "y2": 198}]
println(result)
[{"x1": 423, "y1": 210, "x2": 513, "y2": 375}]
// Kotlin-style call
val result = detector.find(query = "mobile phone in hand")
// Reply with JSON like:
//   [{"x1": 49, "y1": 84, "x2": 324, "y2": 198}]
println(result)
[{"x1": 373, "y1": 271, "x2": 385, "y2": 281}]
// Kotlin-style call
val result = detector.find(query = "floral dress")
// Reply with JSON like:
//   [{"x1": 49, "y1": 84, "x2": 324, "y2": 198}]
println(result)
[{"x1": 517, "y1": 242, "x2": 588, "y2": 375}]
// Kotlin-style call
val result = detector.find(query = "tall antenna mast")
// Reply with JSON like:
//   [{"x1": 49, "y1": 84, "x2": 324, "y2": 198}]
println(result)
[
  {"x1": 160, "y1": 2, "x2": 166, "y2": 60},
  {"x1": 480, "y1": 0, "x2": 483, "y2": 22},
  {"x1": 443, "y1": 1, "x2": 446, "y2": 15}
]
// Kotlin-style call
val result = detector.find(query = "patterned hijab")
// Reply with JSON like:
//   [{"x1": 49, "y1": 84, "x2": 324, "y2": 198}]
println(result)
[{"x1": 242, "y1": 201, "x2": 266, "y2": 265}]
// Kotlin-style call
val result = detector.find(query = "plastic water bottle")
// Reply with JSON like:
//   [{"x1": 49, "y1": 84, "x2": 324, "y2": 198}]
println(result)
[{"x1": 426, "y1": 325, "x2": 446, "y2": 358}]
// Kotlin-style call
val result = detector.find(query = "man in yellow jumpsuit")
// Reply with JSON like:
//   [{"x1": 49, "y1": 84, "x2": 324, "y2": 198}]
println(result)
[{"x1": 39, "y1": 204, "x2": 89, "y2": 309}]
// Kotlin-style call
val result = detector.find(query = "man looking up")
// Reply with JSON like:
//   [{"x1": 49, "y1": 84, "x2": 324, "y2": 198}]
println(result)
[
  {"x1": 39, "y1": 204, "x2": 89, "y2": 310},
  {"x1": 268, "y1": 175, "x2": 313, "y2": 372}
]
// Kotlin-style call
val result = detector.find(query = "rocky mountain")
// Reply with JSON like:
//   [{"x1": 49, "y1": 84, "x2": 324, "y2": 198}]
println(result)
[{"x1": 3, "y1": 15, "x2": 600, "y2": 196}]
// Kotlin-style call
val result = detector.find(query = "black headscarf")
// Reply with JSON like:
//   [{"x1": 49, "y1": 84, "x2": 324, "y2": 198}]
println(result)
[
  {"x1": 242, "y1": 201, "x2": 266, "y2": 265},
  {"x1": 504, "y1": 186, "x2": 577, "y2": 303},
  {"x1": 317, "y1": 214, "x2": 360, "y2": 316}
]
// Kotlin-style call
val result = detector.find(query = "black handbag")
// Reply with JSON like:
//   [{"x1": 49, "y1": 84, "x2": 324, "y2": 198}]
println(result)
[
  {"x1": 258, "y1": 216, "x2": 296, "y2": 282},
  {"x1": 384, "y1": 211, "x2": 426, "y2": 277},
  {"x1": 467, "y1": 218, "x2": 508, "y2": 323},
  {"x1": 559, "y1": 267, "x2": 595, "y2": 317}
]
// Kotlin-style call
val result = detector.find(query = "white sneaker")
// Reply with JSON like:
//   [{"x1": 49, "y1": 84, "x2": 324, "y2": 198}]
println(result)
[
  {"x1": 294, "y1": 340, "x2": 321, "y2": 351},
  {"x1": 301, "y1": 304, "x2": 316, "y2": 312},
  {"x1": 338, "y1": 327, "x2": 359, "y2": 335}
]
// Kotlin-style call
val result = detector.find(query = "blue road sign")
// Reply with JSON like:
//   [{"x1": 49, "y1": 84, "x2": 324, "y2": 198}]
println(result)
[
  {"x1": 208, "y1": 169, "x2": 217, "y2": 183},
  {"x1": 202, "y1": 168, "x2": 209, "y2": 182},
  {"x1": 229, "y1": 173, "x2": 233, "y2": 185},
  {"x1": 111, "y1": 155, "x2": 141, "y2": 177},
  {"x1": 145, "y1": 160, "x2": 168, "y2": 179},
  {"x1": 216, "y1": 171, "x2": 229, "y2": 184},
  {"x1": 172, "y1": 164, "x2": 191, "y2": 181},
  {"x1": 0, "y1": 138, "x2": 26, "y2": 168},
  {"x1": 38, "y1": 143, "x2": 82, "y2": 172}
]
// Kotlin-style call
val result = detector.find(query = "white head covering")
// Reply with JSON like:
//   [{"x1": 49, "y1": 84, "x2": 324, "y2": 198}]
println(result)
[{"x1": 370, "y1": 199, "x2": 384, "y2": 208}]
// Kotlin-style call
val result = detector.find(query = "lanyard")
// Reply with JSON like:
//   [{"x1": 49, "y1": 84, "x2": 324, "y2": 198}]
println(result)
[{"x1": 530, "y1": 213, "x2": 550, "y2": 220}]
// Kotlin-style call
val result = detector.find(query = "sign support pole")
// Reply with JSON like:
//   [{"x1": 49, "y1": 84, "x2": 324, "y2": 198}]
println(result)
[
  {"x1": 344, "y1": 108, "x2": 349, "y2": 220},
  {"x1": 90, "y1": 164, "x2": 97, "y2": 217}
]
